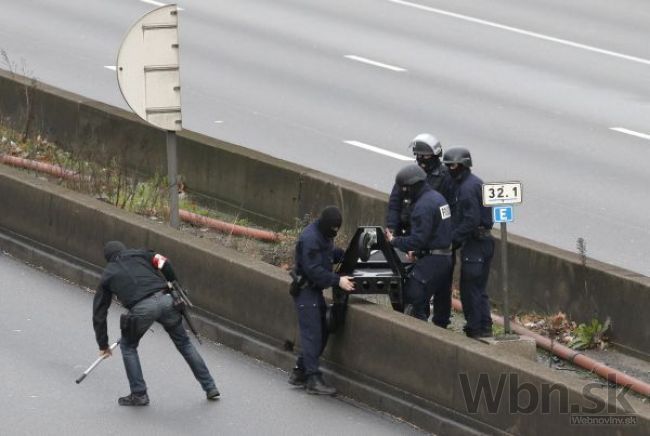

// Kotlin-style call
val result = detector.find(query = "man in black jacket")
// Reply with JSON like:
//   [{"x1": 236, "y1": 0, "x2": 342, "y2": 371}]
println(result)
[
  {"x1": 386, "y1": 133, "x2": 452, "y2": 236},
  {"x1": 93, "y1": 241, "x2": 219, "y2": 406},
  {"x1": 288, "y1": 207, "x2": 355, "y2": 395},
  {"x1": 385, "y1": 165, "x2": 453, "y2": 325},
  {"x1": 443, "y1": 148, "x2": 495, "y2": 339}
]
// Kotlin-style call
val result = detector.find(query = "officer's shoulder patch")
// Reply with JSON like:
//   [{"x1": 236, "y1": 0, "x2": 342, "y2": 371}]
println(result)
[{"x1": 440, "y1": 204, "x2": 451, "y2": 219}]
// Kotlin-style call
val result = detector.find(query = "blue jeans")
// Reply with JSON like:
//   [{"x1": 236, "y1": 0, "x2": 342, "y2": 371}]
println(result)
[{"x1": 120, "y1": 291, "x2": 216, "y2": 394}]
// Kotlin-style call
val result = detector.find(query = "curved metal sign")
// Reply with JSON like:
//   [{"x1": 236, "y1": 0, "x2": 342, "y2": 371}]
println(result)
[{"x1": 117, "y1": 4, "x2": 182, "y2": 131}]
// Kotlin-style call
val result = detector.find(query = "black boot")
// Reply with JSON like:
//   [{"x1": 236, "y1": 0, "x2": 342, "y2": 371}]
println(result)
[
  {"x1": 288, "y1": 367, "x2": 307, "y2": 387},
  {"x1": 118, "y1": 392, "x2": 149, "y2": 406},
  {"x1": 206, "y1": 387, "x2": 221, "y2": 400},
  {"x1": 306, "y1": 374, "x2": 336, "y2": 396}
]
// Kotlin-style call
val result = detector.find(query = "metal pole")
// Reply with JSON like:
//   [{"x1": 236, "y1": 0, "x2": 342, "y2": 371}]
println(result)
[
  {"x1": 75, "y1": 340, "x2": 121, "y2": 384},
  {"x1": 166, "y1": 130, "x2": 179, "y2": 229},
  {"x1": 501, "y1": 222, "x2": 510, "y2": 334}
]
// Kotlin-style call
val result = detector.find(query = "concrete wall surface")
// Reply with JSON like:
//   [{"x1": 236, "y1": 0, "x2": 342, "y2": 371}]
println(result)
[
  {"x1": 1, "y1": 70, "x2": 649, "y2": 357},
  {"x1": 1, "y1": 164, "x2": 649, "y2": 435}
]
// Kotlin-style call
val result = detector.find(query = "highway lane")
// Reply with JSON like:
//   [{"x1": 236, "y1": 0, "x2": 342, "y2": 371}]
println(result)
[
  {"x1": 0, "y1": 250, "x2": 425, "y2": 435},
  {"x1": 1, "y1": 0, "x2": 649, "y2": 275}
]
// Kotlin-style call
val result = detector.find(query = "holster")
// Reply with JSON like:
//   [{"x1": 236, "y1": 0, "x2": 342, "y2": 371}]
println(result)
[
  {"x1": 120, "y1": 313, "x2": 146, "y2": 344},
  {"x1": 289, "y1": 270, "x2": 307, "y2": 297}
]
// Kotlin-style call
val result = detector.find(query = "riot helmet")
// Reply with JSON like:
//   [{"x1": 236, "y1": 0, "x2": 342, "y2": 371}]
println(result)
[
  {"x1": 442, "y1": 147, "x2": 472, "y2": 167},
  {"x1": 395, "y1": 164, "x2": 427, "y2": 187},
  {"x1": 442, "y1": 147, "x2": 472, "y2": 179},
  {"x1": 409, "y1": 133, "x2": 442, "y2": 157}
]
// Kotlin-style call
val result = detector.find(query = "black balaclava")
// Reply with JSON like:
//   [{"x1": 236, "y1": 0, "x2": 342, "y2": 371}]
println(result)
[
  {"x1": 402, "y1": 180, "x2": 425, "y2": 201},
  {"x1": 447, "y1": 164, "x2": 467, "y2": 180},
  {"x1": 103, "y1": 240, "x2": 126, "y2": 262},
  {"x1": 317, "y1": 206, "x2": 342, "y2": 238},
  {"x1": 416, "y1": 155, "x2": 440, "y2": 174}
]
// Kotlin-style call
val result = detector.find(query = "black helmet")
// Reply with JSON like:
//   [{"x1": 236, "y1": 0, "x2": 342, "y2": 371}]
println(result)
[
  {"x1": 103, "y1": 240, "x2": 126, "y2": 261},
  {"x1": 409, "y1": 133, "x2": 442, "y2": 157},
  {"x1": 395, "y1": 164, "x2": 427, "y2": 187},
  {"x1": 442, "y1": 147, "x2": 472, "y2": 168}
]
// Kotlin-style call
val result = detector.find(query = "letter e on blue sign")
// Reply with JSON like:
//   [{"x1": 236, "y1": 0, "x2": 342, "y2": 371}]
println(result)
[{"x1": 493, "y1": 206, "x2": 514, "y2": 223}]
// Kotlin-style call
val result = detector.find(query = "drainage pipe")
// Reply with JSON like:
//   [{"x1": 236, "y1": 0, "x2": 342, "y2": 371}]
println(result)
[
  {"x1": 451, "y1": 298, "x2": 650, "y2": 397},
  {"x1": 0, "y1": 154, "x2": 80, "y2": 181},
  {"x1": 1, "y1": 154, "x2": 282, "y2": 243},
  {"x1": 179, "y1": 209, "x2": 281, "y2": 243}
]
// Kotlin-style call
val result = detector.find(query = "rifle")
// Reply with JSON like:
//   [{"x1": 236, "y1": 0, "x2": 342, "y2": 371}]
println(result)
[
  {"x1": 75, "y1": 339, "x2": 120, "y2": 384},
  {"x1": 169, "y1": 280, "x2": 202, "y2": 344}
]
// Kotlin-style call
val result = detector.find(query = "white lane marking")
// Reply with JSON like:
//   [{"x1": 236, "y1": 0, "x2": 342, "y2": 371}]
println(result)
[
  {"x1": 344, "y1": 55, "x2": 407, "y2": 72},
  {"x1": 344, "y1": 140, "x2": 413, "y2": 160},
  {"x1": 104, "y1": 66, "x2": 117, "y2": 71},
  {"x1": 139, "y1": 0, "x2": 184, "y2": 11},
  {"x1": 387, "y1": 0, "x2": 650, "y2": 67},
  {"x1": 610, "y1": 127, "x2": 650, "y2": 141},
  {"x1": 214, "y1": 120, "x2": 224, "y2": 124},
  {"x1": 140, "y1": 0, "x2": 166, "y2": 6}
]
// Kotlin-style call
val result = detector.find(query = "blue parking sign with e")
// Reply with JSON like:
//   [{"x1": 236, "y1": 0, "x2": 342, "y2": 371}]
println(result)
[{"x1": 493, "y1": 206, "x2": 514, "y2": 223}]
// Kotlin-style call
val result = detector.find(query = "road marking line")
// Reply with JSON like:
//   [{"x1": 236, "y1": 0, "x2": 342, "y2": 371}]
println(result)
[
  {"x1": 610, "y1": 127, "x2": 650, "y2": 141},
  {"x1": 139, "y1": 0, "x2": 184, "y2": 10},
  {"x1": 104, "y1": 65, "x2": 117, "y2": 71},
  {"x1": 214, "y1": 120, "x2": 224, "y2": 124},
  {"x1": 344, "y1": 55, "x2": 407, "y2": 72},
  {"x1": 387, "y1": 0, "x2": 650, "y2": 66},
  {"x1": 140, "y1": 0, "x2": 166, "y2": 6},
  {"x1": 344, "y1": 140, "x2": 413, "y2": 160}
]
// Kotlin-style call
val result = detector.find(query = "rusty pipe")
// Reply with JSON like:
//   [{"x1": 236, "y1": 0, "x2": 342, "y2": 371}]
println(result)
[
  {"x1": 0, "y1": 154, "x2": 81, "y2": 181},
  {"x1": 452, "y1": 298, "x2": 650, "y2": 397},
  {"x1": 1, "y1": 154, "x2": 282, "y2": 243},
  {"x1": 179, "y1": 209, "x2": 281, "y2": 243}
]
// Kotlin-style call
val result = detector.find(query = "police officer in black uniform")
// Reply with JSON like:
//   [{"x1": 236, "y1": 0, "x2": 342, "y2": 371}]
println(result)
[
  {"x1": 288, "y1": 206, "x2": 355, "y2": 395},
  {"x1": 442, "y1": 148, "x2": 494, "y2": 338},
  {"x1": 386, "y1": 133, "x2": 452, "y2": 236},
  {"x1": 93, "y1": 241, "x2": 220, "y2": 405},
  {"x1": 385, "y1": 165, "x2": 453, "y2": 326}
]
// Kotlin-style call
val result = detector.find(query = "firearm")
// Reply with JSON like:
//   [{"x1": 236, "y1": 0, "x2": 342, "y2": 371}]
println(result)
[
  {"x1": 169, "y1": 280, "x2": 203, "y2": 345},
  {"x1": 75, "y1": 339, "x2": 120, "y2": 384}
]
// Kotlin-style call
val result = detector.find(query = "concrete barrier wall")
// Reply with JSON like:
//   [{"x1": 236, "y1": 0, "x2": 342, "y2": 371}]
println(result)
[
  {"x1": 1, "y1": 70, "x2": 649, "y2": 358},
  {"x1": 2, "y1": 164, "x2": 649, "y2": 435},
  {"x1": 0, "y1": 69, "x2": 386, "y2": 231}
]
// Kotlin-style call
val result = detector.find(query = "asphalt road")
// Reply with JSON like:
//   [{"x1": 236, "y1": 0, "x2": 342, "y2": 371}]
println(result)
[
  {"x1": 1, "y1": 0, "x2": 649, "y2": 275},
  {"x1": 0, "y1": 251, "x2": 425, "y2": 435}
]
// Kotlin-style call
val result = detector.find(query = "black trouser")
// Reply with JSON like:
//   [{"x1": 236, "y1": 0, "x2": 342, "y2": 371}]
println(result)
[
  {"x1": 293, "y1": 287, "x2": 328, "y2": 376},
  {"x1": 456, "y1": 237, "x2": 494, "y2": 335},
  {"x1": 404, "y1": 254, "x2": 453, "y2": 326}
]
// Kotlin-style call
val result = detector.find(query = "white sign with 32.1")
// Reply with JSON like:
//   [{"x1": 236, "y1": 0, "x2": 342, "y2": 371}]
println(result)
[{"x1": 482, "y1": 182, "x2": 522, "y2": 206}]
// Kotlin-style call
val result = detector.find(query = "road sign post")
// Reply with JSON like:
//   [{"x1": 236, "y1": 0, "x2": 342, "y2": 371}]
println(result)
[
  {"x1": 166, "y1": 131, "x2": 179, "y2": 228},
  {"x1": 483, "y1": 183, "x2": 522, "y2": 335},
  {"x1": 116, "y1": 5, "x2": 182, "y2": 228}
]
